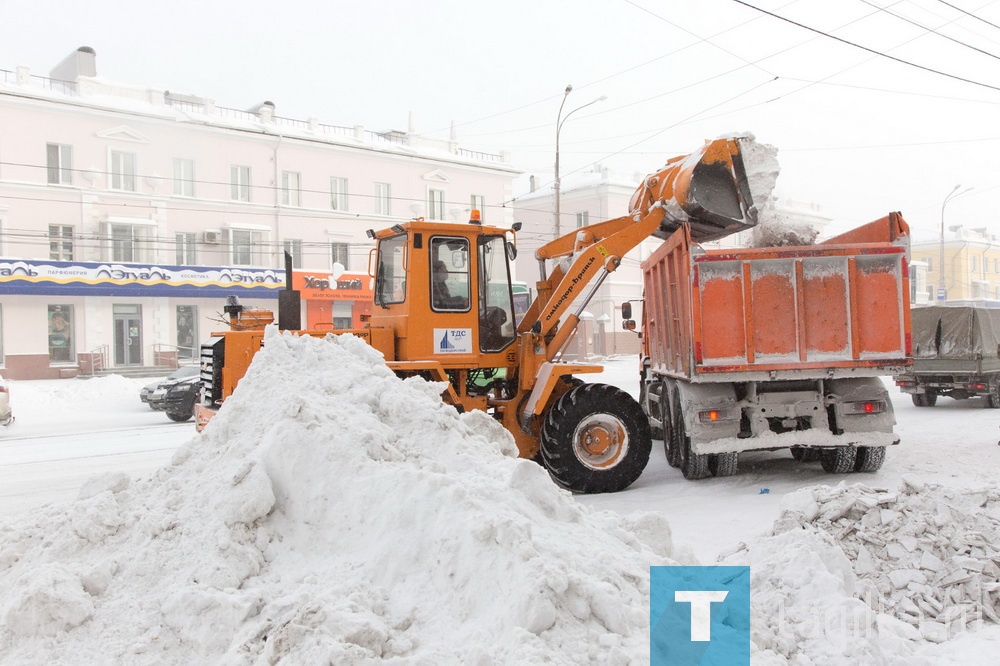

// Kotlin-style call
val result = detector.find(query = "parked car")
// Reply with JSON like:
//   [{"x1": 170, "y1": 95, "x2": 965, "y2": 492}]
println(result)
[
  {"x1": 0, "y1": 375, "x2": 12, "y2": 426},
  {"x1": 140, "y1": 366, "x2": 200, "y2": 410},
  {"x1": 161, "y1": 376, "x2": 201, "y2": 422}
]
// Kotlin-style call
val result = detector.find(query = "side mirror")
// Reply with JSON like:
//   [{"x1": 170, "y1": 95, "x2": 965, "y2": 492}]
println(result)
[
  {"x1": 506, "y1": 241, "x2": 517, "y2": 261},
  {"x1": 621, "y1": 302, "x2": 632, "y2": 319},
  {"x1": 622, "y1": 319, "x2": 636, "y2": 331}
]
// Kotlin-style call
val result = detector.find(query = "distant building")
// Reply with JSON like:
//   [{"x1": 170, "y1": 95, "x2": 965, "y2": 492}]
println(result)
[
  {"x1": 0, "y1": 47, "x2": 520, "y2": 379},
  {"x1": 910, "y1": 226, "x2": 1000, "y2": 306}
]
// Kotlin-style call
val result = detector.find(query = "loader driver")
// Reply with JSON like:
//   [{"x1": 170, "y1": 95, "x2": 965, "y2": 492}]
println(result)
[{"x1": 432, "y1": 260, "x2": 466, "y2": 310}]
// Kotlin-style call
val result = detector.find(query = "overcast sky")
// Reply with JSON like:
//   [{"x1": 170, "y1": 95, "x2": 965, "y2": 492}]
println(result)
[{"x1": 3, "y1": 0, "x2": 1000, "y2": 239}]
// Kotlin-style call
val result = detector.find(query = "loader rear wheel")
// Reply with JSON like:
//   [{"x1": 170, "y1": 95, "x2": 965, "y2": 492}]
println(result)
[
  {"x1": 854, "y1": 446, "x2": 886, "y2": 472},
  {"x1": 820, "y1": 446, "x2": 857, "y2": 474},
  {"x1": 539, "y1": 383, "x2": 651, "y2": 494}
]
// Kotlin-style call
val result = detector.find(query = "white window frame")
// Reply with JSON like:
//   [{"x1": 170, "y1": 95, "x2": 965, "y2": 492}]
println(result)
[
  {"x1": 109, "y1": 223, "x2": 151, "y2": 262},
  {"x1": 231, "y1": 228, "x2": 266, "y2": 266},
  {"x1": 49, "y1": 224, "x2": 74, "y2": 261},
  {"x1": 47, "y1": 143, "x2": 73, "y2": 185},
  {"x1": 231, "y1": 165, "x2": 251, "y2": 202},
  {"x1": 284, "y1": 238, "x2": 303, "y2": 269},
  {"x1": 283, "y1": 171, "x2": 302, "y2": 207},
  {"x1": 173, "y1": 158, "x2": 195, "y2": 197},
  {"x1": 331, "y1": 242, "x2": 350, "y2": 270},
  {"x1": 331, "y1": 177, "x2": 348, "y2": 211},
  {"x1": 428, "y1": 189, "x2": 445, "y2": 221},
  {"x1": 175, "y1": 232, "x2": 197, "y2": 265},
  {"x1": 576, "y1": 211, "x2": 589, "y2": 228},
  {"x1": 375, "y1": 182, "x2": 391, "y2": 216},
  {"x1": 110, "y1": 150, "x2": 137, "y2": 192}
]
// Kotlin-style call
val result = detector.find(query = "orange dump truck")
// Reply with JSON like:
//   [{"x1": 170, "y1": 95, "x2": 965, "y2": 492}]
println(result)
[{"x1": 626, "y1": 212, "x2": 912, "y2": 480}]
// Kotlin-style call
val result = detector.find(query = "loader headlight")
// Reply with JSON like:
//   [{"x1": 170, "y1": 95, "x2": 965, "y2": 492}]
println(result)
[
  {"x1": 698, "y1": 407, "x2": 739, "y2": 423},
  {"x1": 843, "y1": 400, "x2": 886, "y2": 415}
]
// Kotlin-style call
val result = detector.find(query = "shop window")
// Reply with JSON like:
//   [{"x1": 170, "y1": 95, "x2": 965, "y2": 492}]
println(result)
[
  {"x1": 176, "y1": 305, "x2": 197, "y2": 360},
  {"x1": 48, "y1": 305, "x2": 74, "y2": 363}
]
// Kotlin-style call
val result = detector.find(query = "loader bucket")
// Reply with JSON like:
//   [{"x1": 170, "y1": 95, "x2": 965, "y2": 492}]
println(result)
[{"x1": 632, "y1": 136, "x2": 759, "y2": 244}]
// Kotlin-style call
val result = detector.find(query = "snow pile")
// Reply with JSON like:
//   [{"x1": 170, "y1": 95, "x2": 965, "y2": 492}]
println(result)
[
  {"x1": 0, "y1": 328, "x2": 677, "y2": 665},
  {"x1": 734, "y1": 134, "x2": 819, "y2": 248},
  {"x1": 723, "y1": 480, "x2": 1000, "y2": 663}
]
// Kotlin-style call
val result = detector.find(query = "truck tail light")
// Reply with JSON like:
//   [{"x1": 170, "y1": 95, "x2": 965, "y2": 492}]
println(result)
[
  {"x1": 844, "y1": 400, "x2": 886, "y2": 415},
  {"x1": 698, "y1": 407, "x2": 739, "y2": 423}
]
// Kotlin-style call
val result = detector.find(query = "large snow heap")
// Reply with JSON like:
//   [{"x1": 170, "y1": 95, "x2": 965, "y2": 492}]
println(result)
[{"x1": 0, "y1": 329, "x2": 677, "y2": 665}]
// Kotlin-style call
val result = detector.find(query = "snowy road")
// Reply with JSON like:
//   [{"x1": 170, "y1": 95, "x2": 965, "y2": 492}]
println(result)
[{"x1": 2, "y1": 361, "x2": 999, "y2": 565}]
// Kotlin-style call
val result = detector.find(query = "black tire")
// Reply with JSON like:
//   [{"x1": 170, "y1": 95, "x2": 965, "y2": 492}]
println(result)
[
  {"x1": 855, "y1": 446, "x2": 886, "y2": 472},
  {"x1": 985, "y1": 386, "x2": 1000, "y2": 409},
  {"x1": 791, "y1": 446, "x2": 820, "y2": 463},
  {"x1": 664, "y1": 390, "x2": 682, "y2": 468},
  {"x1": 820, "y1": 446, "x2": 857, "y2": 474},
  {"x1": 166, "y1": 411, "x2": 192, "y2": 422},
  {"x1": 539, "y1": 383, "x2": 652, "y2": 494},
  {"x1": 709, "y1": 452, "x2": 739, "y2": 477},
  {"x1": 675, "y1": 393, "x2": 709, "y2": 480}
]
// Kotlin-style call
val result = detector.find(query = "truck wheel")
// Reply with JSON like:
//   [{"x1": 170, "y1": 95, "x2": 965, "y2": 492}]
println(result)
[
  {"x1": 820, "y1": 446, "x2": 857, "y2": 474},
  {"x1": 912, "y1": 392, "x2": 937, "y2": 407},
  {"x1": 166, "y1": 411, "x2": 193, "y2": 423},
  {"x1": 855, "y1": 446, "x2": 886, "y2": 472},
  {"x1": 709, "y1": 452, "x2": 739, "y2": 477},
  {"x1": 664, "y1": 390, "x2": 682, "y2": 468},
  {"x1": 539, "y1": 383, "x2": 652, "y2": 494},
  {"x1": 674, "y1": 395, "x2": 709, "y2": 480},
  {"x1": 791, "y1": 447, "x2": 820, "y2": 463},
  {"x1": 985, "y1": 387, "x2": 1000, "y2": 409}
]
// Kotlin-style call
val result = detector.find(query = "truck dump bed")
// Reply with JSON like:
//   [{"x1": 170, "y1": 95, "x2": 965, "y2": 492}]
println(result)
[{"x1": 642, "y1": 213, "x2": 912, "y2": 381}]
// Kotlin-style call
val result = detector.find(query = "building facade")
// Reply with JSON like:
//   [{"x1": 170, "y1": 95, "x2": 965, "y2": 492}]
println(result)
[
  {"x1": 910, "y1": 226, "x2": 1000, "y2": 306},
  {"x1": 0, "y1": 47, "x2": 520, "y2": 379}
]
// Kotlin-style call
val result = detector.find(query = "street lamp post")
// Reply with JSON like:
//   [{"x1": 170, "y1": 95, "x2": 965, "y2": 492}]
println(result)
[
  {"x1": 939, "y1": 184, "x2": 973, "y2": 301},
  {"x1": 554, "y1": 85, "x2": 607, "y2": 238}
]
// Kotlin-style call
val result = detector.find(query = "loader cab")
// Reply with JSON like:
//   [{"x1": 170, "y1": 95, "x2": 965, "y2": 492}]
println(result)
[{"x1": 370, "y1": 218, "x2": 517, "y2": 358}]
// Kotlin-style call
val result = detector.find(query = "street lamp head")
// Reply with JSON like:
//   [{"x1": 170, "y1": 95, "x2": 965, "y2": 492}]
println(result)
[
  {"x1": 597, "y1": 95, "x2": 608, "y2": 102},
  {"x1": 564, "y1": 84, "x2": 573, "y2": 94}
]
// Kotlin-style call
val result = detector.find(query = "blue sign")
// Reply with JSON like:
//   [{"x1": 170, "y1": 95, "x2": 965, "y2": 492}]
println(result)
[
  {"x1": 650, "y1": 566, "x2": 750, "y2": 665},
  {"x1": 937, "y1": 288, "x2": 946, "y2": 301}
]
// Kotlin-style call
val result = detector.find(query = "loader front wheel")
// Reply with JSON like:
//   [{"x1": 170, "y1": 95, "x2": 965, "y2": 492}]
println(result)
[{"x1": 540, "y1": 383, "x2": 651, "y2": 494}]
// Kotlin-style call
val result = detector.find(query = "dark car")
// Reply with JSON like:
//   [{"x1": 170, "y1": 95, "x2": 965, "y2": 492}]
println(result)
[
  {"x1": 140, "y1": 366, "x2": 200, "y2": 410},
  {"x1": 161, "y1": 376, "x2": 201, "y2": 422}
]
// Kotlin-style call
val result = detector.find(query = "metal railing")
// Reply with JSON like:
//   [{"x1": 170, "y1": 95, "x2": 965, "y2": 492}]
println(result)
[{"x1": 83, "y1": 344, "x2": 109, "y2": 377}]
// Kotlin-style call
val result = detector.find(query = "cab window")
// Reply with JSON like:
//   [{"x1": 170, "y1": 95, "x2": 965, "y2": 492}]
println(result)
[{"x1": 430, "y1": 237, "x2": 470, "y2": 311}]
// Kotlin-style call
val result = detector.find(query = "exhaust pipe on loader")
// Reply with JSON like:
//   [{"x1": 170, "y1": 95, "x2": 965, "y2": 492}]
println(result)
[{"x1": 629, "y1": 135, "x2": 760, "y2": 243}]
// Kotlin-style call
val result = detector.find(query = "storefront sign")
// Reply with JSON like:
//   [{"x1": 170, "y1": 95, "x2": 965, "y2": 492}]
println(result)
[
  {"x1": 293, "y1": 271, "x2": 372, "y2": 301},
  {"x1": 0, "y1": 260, "x2": 284, "y2": 298}
]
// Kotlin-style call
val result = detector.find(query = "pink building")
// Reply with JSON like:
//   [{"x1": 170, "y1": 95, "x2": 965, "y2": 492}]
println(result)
[{"x1": 0, "y1": 47, "x2": 520, "y2": 379}]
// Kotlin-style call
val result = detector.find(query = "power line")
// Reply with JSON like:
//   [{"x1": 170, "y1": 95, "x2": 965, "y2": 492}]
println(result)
[
  {"x1": 934, "y1": 0, "x2": 1000, "y2": 32},
  {"x1": 858, "y1": 0, "x2": 1000, "y2": 62},
  {"x1": 730, "y1": 0, "x2": 1000, "y2": 91}
]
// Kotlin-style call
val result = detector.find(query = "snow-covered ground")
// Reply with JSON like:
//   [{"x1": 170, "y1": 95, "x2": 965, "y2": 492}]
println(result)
[{"x1": 1, "y1": 334, "x2": 999, "y2": 663}]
